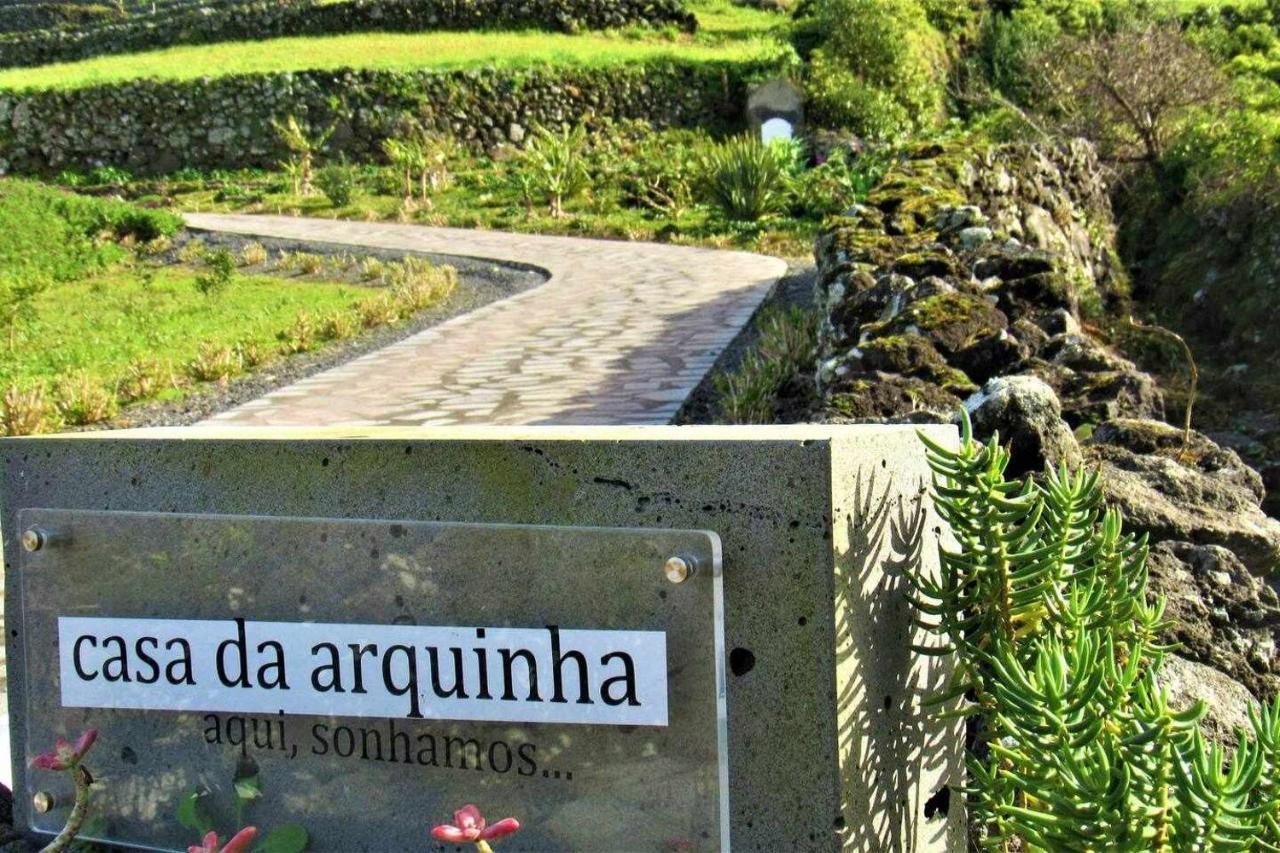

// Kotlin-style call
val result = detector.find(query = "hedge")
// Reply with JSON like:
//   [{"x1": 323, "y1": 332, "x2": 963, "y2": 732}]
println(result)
[
  {"x1": 0, "y1": 60, "x2": 767, "y2": 175},
  {"x1": 0, "y1": 0, "x2": 698, "y2": 69}
]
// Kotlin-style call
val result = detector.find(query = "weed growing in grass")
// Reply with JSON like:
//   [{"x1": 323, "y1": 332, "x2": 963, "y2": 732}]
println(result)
[
  {"x1": 1, "y1": 383, "x2": 52, "y2": 436},
  {"x1": 359, "y1": 256, "x2": 386, "y2": 280},
  {"x1": 55, "y1": 371, "x2": 117, "y2": 426}
]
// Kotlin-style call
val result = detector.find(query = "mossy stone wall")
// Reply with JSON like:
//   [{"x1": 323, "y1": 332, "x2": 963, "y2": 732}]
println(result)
[{"x1": 0, "y1": 61, "x2": 762, "y2": 175}]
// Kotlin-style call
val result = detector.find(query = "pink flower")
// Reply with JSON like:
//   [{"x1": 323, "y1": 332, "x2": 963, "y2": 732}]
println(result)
[
  {"x1": 432, "y1": 804, "x2": 520, "y2": 844},
  {"x1": 30, "y1": 729, "x2": 97, "y2": 771},
  {"x1": 188, "y1": 827, "x2": 257, "y2": 853}
]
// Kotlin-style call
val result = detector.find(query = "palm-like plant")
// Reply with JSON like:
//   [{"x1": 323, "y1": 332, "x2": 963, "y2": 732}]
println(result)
[
  {"x1": 271, "y1": 115, "x2": 334, "y2": 197},
  {"x1": 519, "y1": 124, "x2": 590, "y2": 218},
  {"x1": 697, "y1": 135, "x2": 791, "y2": 222},
  {"x1": 911, "y1": 412, "x2": 1280, "y2": 850}
]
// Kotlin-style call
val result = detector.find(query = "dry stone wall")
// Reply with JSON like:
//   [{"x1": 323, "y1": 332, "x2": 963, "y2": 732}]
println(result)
[
  {"x1": 810, "y1": 136, "x2": 1280, "y2": 737},
  {"x1": 0, "y1": 0, "x2": 696, "y2": 68},
  {"x1": 0, "y1": 60, "x2": 761, "y2": 175}
]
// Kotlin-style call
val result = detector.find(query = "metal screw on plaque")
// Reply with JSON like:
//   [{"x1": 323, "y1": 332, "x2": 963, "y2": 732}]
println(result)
[
  {"x1": 664, "y1": 555, "x2": 698, "y2": 584},
  {"x1": 21, "y1": 527, "x2": 49, "y2": 553},
  {"x1": 32, "y1": 791, "x2": 53, "y2": 814}
]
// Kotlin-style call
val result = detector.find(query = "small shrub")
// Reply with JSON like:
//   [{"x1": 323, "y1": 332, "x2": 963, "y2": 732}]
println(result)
[
  {"x1": 238, "y1": 242, "x2": 269, "y2": 267},
  {"x1": 357, "y1": 295, "x2": 402, "y2": 329},
  {"x1": 389, "y1": 261, "x2": 457, "y2": 312},
  {"x1": 177, "y1": 239, "x2": 207, "y2": 265},
  {"x1": 316, "y1": 162, "x2": 358, "y2": 208},
  {"x1": 2, "y1": 383, "x2": 53, "y2": 436},
  {"x1": 359, "y1": 256, "x2": 386, "y2": 281},
  {"x1": 187, "y1": 343, "x2": 242, "y2": 383},
  {"x1": 119, "y1": 357, "x2": 172, "y2": 403},
  {"x1": 272, "y1": 115, "x2": 334, "y2": 197},
  {"x1": 235, "y1": 340, "x2": 269, "y2": 368},
  {"x1": 296, "y1": 253, "x2": 325, "y2": 276},
  {"x1": 55, "y1": 371, "x2": 117, "y2": 426},
  {"x1": 88, "y1": 165, "x2": 132, "y2": 187},
  {"x1": 697, "y1": 136, "x2": 792, "y2": 222},
  {"x1": 713, "y1": 306, "x2": 818, "y2": 422},
  {"x1": 195, "y1": 247, "x2": 236, "y2": 296},
  {"x1": 278, "y1": 314, "x2": 315, "y2": 354},
  {"x1": 320, "y1": 310, "x2": 358, "y2": 341},
  {"x1": 911, "y1": 414, "x2": 1280, "y2": 850}
]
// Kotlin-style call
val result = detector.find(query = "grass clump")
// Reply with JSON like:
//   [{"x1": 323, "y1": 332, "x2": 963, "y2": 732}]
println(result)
[{"x1": 713, "y1": 305, "x2": 817, "y2": 423}]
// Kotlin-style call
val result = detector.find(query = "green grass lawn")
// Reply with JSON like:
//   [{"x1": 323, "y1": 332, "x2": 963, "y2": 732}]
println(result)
[
  {"x1": 0, "y1": 0, "x2": 789, "y2": 91},
  {"x1": 6, "y1": 265, "x2": 371, "y2": 393}
]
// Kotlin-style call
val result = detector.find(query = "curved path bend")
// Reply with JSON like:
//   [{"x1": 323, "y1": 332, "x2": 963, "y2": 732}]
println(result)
[{"x1": 186, "y1": 214, "x2": 787, "y2": 426}]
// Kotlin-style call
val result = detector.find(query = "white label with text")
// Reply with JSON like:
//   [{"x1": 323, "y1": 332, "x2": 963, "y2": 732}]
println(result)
[{"x1": 58, "y1": 617, "x2": 668, "y2": 726}]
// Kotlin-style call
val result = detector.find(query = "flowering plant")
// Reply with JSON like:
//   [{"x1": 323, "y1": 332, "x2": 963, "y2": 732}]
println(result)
[
  {"x1": 30, "y1": 728, "x2": 98, "y2": 853},
  {"x1": 432, "y1": 804, "x2": 520, "y2": 852}
]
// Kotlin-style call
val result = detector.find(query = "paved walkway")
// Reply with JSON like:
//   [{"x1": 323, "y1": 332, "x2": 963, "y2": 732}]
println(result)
[{"x1": 186, "y1": 214, "x2": 787, "y2": 426}]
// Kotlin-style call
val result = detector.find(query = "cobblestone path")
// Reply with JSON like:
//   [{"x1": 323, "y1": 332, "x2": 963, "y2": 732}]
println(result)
[{"x1": 186, "y1": 214, "x2": 787, "y2": 426}]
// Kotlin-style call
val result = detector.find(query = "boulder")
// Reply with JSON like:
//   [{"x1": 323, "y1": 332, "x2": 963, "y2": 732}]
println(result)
[
  {"x1": 825, "y1": 372, "x2": 960, "y2": 422},
  {"x1": 1148, "y1": 540, "x2": 1280, "y2": 701},
  {"x1": 1087, "y1": 420, "x2": 1280, "y2": 575},
  {"x1": 963, "y1": 375, "x2": 1082, "y2": 475},
  {"x1": 1161, "y1": 654, "x2": 1258, "y2": 748}
]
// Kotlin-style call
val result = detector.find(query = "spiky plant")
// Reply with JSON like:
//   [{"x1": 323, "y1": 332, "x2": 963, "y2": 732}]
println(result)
[{"x1": 911, "y1": 412, "x2": 1280, "y2": 850}]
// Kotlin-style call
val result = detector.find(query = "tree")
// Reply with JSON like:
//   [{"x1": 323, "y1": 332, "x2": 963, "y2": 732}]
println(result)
[{"x1": 1029, "y1": 22, "x2": 1228, "y2": 166}]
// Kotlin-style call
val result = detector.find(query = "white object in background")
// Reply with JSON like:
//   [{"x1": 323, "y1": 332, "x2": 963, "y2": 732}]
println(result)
[{"x1": 761, "y1": 117, "x2": 794, "y2": 145}]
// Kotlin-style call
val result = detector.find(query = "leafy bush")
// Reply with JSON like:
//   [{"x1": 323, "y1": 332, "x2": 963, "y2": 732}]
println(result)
[
  {"x1": 804, "y1": 0, "x2": 948, "y2": 140},
  {"x1": 911, "y1": 415, "x2": 1280, "y2": 849},
  {"x1": 195, "y1": 247, "x2": 236, "y2": 296},
  {"x1": 789, "y1": 147, "x2": 895, "y2": 219},
  {"x1": 697, "y1": 135, "x2": 792, "y2": 222},
  {"x1": 606, "y1": 124, "x2": 706, "y2": 217},
  {"x1": 316, "y1": 162, "x2": 357, "y2": 207}
]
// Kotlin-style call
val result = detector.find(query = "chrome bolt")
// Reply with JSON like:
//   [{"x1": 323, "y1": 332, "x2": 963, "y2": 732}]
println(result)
[
  {"x1": 664, "y1": 555, "x2": 697, "y2": 584},
  {"x1": 21, "y1": 527, "x2": 46, "y2": 553},
  {"x1": 32, "y1": 791, "x2": 53, "y2": 814}
]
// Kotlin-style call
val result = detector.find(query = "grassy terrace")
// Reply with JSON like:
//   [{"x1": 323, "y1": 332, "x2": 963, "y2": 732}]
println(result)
[
  {"x1": 0, "y1": 0, "x2": 787, "y2": 91},
  {"x1": 7, "y1": 266, "x2": 368, "y2": 393}
]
